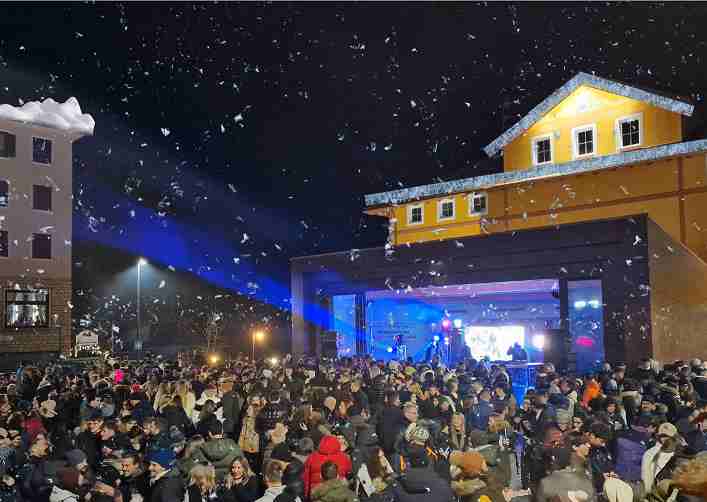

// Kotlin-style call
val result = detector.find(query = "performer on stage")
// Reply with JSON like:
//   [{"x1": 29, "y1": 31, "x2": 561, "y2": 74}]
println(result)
[{"x1": 393, "y1": 334, "x2": 406, "y2": 360}]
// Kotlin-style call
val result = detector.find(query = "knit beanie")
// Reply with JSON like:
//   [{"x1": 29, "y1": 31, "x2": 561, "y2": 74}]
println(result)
[
  {"x1": 404, "y1": 423, "x2": 430, "y2": 445},
  {"x1": 147, "y1": 448, "x2": 176, "y2": 470}
]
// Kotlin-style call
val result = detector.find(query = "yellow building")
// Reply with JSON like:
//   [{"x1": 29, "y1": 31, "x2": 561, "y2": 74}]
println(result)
[{"x1": 365, "y1": 72, "x2": 707, "y2": 264}]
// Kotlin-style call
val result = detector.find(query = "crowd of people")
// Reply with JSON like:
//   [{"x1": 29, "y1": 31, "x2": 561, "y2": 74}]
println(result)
[{"x1": 0, "y1": 352, "x2": 706, "y2": 502}]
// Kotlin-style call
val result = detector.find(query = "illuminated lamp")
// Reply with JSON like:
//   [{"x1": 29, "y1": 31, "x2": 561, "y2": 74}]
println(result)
[
  {"x1": 453, "y1": 319, "x2": 463, "y2": 329},
  {"x1": 270, "y1": 357, "x2": 279, "y2": 366},
  {"x1": 573, "y1": 300, "x2": 587, "y2": 310},
  {"x1": 441, "y1": 319, "x2": 451, "y2": 329},
  {"x1": 532, "y1": 335, "x2": 545, "y2": 350},
  {"x1": 433, "y1": 335, "x2": 440, "y2": 342},
  {"x1": 444, "y1": 336, "x2": 450, "y2": 345},
  {"x1": 588, "y1": 300, "x2": 601, "y2": 309},
  {"x1": 386, "y1": 346, "x2": 393, "y2": 353}
]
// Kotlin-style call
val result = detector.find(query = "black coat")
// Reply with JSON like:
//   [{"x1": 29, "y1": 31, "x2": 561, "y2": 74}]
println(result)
[
  {"x1": 223, "y1": 476, "x2": 261, "y2": 502},
  {"x1": 149, "y1": 469, "x2": 185, "y2": 502},
  {"x1": 161, "y1": 405, "x2": 192, "y2": 432},
  {"x1": 391, "y1": 467, "x2": 455, "y2": 502},
  {"x1": 119, "y1": 470, "x2": 150, "y2": 501},
  {"x1": 76, "y1": 430, "x2": 101, "y2": 468},
  {"x1": 376, "y1": 406, "x2": 406, "y2": 455},
  {"x1": 222, "y1": 390, "x2": 243, "y2": 436}
]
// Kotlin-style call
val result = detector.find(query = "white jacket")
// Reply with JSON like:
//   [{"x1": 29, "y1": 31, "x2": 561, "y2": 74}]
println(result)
[{"x1": 641, "y1": 443, "x2": 674, "y2": 492}]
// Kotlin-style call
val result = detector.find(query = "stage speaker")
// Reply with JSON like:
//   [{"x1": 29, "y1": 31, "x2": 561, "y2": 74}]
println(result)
[{"x1": 322, "y1": 331, "x2": 338, "y2": 358}]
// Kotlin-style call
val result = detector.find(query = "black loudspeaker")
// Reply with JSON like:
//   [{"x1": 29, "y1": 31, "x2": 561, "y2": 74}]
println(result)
[{"x1": 322, "y1": 331, "x2": 338, "y2": 358}]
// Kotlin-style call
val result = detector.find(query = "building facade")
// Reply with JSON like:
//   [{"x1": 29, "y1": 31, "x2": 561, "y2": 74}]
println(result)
[
  {"x1": 0, "y1": 98, "x2": 94, "y2": 365},
  {"x1": 292, "y1": 73, "x2": 707, "y2": 369}
]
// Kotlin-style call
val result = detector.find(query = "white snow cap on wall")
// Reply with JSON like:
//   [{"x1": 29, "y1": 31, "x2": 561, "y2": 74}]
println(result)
[{"x1": 0, "y1": 97, "x2": 94, "y2": 137}]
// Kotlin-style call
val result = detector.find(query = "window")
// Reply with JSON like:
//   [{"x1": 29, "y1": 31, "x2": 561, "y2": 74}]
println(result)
[
  {"x1": 32, "y1": 233, "x2": 51, "y2": 259},
  {"x1": 0, "y1": 180, "x2": 7, "y2": 207},
  {"x1": 617, "y1": 114, "x2": 642, "y2": 149},
  {"x1": 5, "y1": 289, "x2": 49, "y2": 328},
  {"x1": 32, "y1": 137, "x2": 52, "y2": 164},
  {"x1": 0, "y1": 231, "x2": 7, "y2": 257},
  {"x1": 408, "y1": 204, "x2": 423, "y2": 225},
  {"x1": 33, "y1": 185, "x2": 52, "y2": 211},
  {"x1": 573, "y1": 124, "x2": 596, "y2": 158},
  {"x1": 0, "y1": 132, "x2": 15, "y2": 158},
  {"x1": 438, "y1": 199, "x2": 455, "y2": 220},
  {"x1": 532, "y1": 135, "x2": 553, "y2": 165},
  {"x1": 469, "y1": 192, "x2": 488, "y2": 215}
]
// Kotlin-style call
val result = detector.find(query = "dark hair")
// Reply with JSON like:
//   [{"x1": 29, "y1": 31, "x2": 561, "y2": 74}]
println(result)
[
  {"x1": 145, "y1": 417, "x2": 168, "y2": 432},
  {"x1": 206, "y1": 419, "x2": 223, "y2": 437},
  {"x1": 321, "y1": 461, "x2": 338, "y2": 481},
  {"x1": 366, "y1": 447, "x2": 388, "y2": 479},
  {"x1": 122, "y1": 452, "x2": 141, "y2": 466},
  {"x1": 264, "y1": 460, "x2": 284, "y2": 483},
  {"x1": 269, "y1": 390, "x2": 281, "y2": 402},
  {"x1": 102, "y1": 420, "x2": 118, "y2": 433}
]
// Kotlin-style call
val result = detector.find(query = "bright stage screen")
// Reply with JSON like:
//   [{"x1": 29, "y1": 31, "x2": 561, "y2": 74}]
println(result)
[{"x1": 464, "y1": 325, "x2": 525, "y2": 361}]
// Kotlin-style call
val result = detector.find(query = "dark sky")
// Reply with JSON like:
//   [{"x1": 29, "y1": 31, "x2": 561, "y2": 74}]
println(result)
[{"x1": 0, "y1": 2, "x2": 705, "y2": 340}]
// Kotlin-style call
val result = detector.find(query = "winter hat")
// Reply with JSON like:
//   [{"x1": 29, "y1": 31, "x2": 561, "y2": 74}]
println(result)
[
  {"x1": 147, "y1": 448, "x2": 177, "y2": 470},
  {"x1": 404, "y1": 423, "x2": 430, "y2": 445},
  {"x1": 65, "y1": 449, "x2": 88, "y2": 468},
  {"x1": 57, "y1": 466, "x2": 81, "y2": 491},
  {"x1": 449, "y1": 450, "x2": 486, "y2": 477},
  {"x1": 39, "y1": 399, "x2": 57, "y2": 418},
  {"x1": 658, "y1": 422, "x2": 678, "y2": 438},
  {"x1": 555, "y1": 409, "x2": 572, "y2": 425}
]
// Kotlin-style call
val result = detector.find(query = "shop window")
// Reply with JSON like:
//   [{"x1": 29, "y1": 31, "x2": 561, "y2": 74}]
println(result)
[{"x1": 5, "y1": 289, "x2": 49, "y2": 328}]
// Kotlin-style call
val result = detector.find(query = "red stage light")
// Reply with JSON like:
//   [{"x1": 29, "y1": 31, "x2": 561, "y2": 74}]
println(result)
[{"x1": 576, "y1": 336, "x2": 595, "y2": 348}]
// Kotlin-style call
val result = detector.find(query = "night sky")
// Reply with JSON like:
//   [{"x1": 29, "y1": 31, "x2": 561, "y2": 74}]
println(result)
[{"x1": 1, "y1": 3, "x2": 705, "y2": 348}]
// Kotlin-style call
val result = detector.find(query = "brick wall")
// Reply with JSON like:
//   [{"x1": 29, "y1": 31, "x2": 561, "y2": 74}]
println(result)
[{"x1": 0, "y1": 277, "x2": 72, "y2": 356}]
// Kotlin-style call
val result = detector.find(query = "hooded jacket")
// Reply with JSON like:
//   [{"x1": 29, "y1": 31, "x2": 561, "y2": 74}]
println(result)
[
  {"x1": 149, "y1": 468, "x2": 185, "y2": 502},
  {"x1": 311, "y1": 479, "x2": 357, "y2": 502},
  {"x1": 198, "y1": 437, "x2": 243, "y2": 481},
  {"x1": 304, "y1": 435, "x2": 352, "y2": 497}
]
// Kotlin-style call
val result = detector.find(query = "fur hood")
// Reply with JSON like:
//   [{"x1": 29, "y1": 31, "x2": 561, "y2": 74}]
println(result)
[{"x1": 451, "y1": 478, "x2": 487, "y2": 496}]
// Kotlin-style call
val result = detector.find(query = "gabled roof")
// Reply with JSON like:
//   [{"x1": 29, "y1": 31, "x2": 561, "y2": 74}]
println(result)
[{"x1": 483, "y1": 72, "x2": 695, "y2": 158}]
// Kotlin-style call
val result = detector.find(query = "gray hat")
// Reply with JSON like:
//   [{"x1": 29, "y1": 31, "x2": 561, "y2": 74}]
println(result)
[{"x1": 65, "y1": 449, "x2": 87, "y2": 467}]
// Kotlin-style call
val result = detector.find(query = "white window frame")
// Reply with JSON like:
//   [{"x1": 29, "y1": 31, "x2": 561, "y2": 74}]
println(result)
[
  {"x1": 437, "y1": 198, "x2": 455, "y2": 221},
  {"x1": 531, "y1": 133, "x2": 554, "y2": 166},
  {"x1": 616, "y1": 112, "x2": 643, "y2": 150},
  {"x1": 407, "y1": 204, "x2": 424, "y2": 226},
  {"x1": 572, "y1": 124, "x2": 597, "y2": 159},
  {"x1": 468, "y1": 192, "x2": 488, "y2": 216}
]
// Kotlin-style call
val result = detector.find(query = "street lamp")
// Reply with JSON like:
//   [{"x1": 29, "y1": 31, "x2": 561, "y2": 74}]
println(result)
[
  {"x1": 137, "y1": 258, "x2": 147, "y2": 352},
  {"x1": 252, "y1": 330, "x2": 264, "y2": 361}
]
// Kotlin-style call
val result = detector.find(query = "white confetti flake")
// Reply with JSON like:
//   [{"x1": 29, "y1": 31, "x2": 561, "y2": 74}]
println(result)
[
  {"x1": 234, "y1": 113, "x2": 244, "y2": 123},
  {"x1": 241, "y1": 233, "x2": 249, "y2": 244},
  {"x1": 233, "y1": 257, "x2": 240, "y2": 264},
  {"x1": 633, "y1": 235, "x2": 642, "y2": 246},
  {"x1": 220, "y1": 123, "x2": 225, "y2": 133},
  {"x1": 410, "y1": 99, "x2": 417, "y2": 108},
  {"x1": 158, "y1": 280, "x2": 166, "y2": 289},
  {"x1": 161, "y1": 128, "x2": 170, "y2": 136}
]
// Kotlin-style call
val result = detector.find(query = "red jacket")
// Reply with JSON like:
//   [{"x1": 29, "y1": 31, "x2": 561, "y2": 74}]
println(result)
[{"x1": 303, "y1": 435, "x2": 352, "y2": 497}]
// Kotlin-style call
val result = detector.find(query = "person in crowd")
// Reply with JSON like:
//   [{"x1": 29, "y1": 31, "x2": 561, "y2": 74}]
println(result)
[
  {"x1": 147, "y1": 448, "x2": 185, "y2": 502},
  {"x1": 222, "y1": 456, "x2": 261, "y2": 502},
  {"x1": 118, "y1": 452, "x2": 150, "y2": 501},
  {"x1": 50, "y1": 466, "x2": 84, "y2": 502},
  {"x1": 187, "y1": 463, "x2": 218, "y2": 502},
  {"x1": 256, "y1": 461, "x2": 286, "y2": 502},
  {"x1": 303, "y1": 434, "x2": 352, "y2": 497},
  {"x1": 198, "y1": 419, "x2": 243, "y2": 482},
  {"x1": 311, "y1": 461, "x2": 357, "y2": 502}
]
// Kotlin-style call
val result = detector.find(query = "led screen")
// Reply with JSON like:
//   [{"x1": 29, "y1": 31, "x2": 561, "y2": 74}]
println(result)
[{"x1": 464, "y1": 325, "x2": 525, "y2": 361}]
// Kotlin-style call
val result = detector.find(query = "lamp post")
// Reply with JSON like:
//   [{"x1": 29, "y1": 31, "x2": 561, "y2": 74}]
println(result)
[
  {"x1": 137, "y1": 258, "x2": 147, "y2": 352},
  {"x1": 252, "y1": 330, "x2": 264, "y2": 361}
]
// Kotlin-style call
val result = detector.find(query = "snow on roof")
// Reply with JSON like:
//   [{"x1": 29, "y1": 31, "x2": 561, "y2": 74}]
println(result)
[
  {"x1": 483, "y1": 72, "x2": 694, "y2": 157},
  {"x1": 0, "y1": 97, "x2": 94, "y2": 137},
  {"x1": 364, "y1": 139, "x2": 707, "y2": 207}
]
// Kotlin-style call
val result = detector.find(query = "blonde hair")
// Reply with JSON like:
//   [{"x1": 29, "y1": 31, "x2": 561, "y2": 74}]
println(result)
[
  {"x1": 190, "y1": 463, "x2": 216, "y2": 492},
  {"x1": 673, "y1": 455, "x2": 707, "y2": 498}
]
